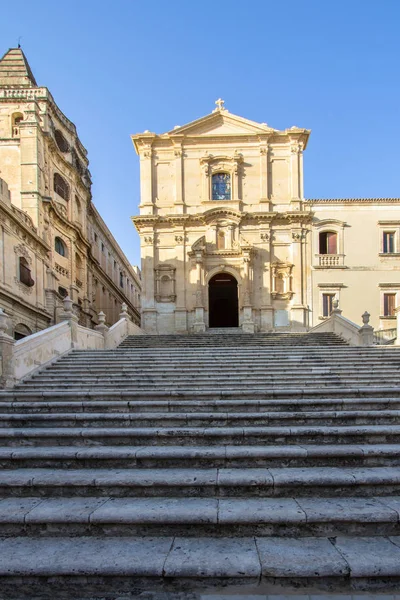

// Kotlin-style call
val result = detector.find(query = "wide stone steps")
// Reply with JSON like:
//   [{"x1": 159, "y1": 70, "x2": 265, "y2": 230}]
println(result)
[
  {"x1": 1, "y1": 466, "x2": 399, "y2": 498},
  {"x1": 119, "y1": 332, "x2": 348, "y2": 347},
  {"x1": 2, "y1": 396, "x2": 400, "y2": 412},
  {"x1": 1, "y1": 444, "x2": 400, "y2": 469},
  {"x1": 3, "y1": 409, "x2": 400, "y2": 428},
  {"x1": 1, "y1": 495, "x2": 400, "y2": 538},
  {"x1": 3, "y1": 425, "x2": 400, "y2": 447},
  {"x1": 1, "y1": 334, "x2": 400, "y2": 596}
]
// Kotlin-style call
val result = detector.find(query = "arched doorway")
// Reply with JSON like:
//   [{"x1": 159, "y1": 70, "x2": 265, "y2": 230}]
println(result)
[
  {"x1": 14, "y1": 323, "x2": 32, "y2": 341},
  {"x1": 208, "y1": 273, "x2": 239, "y2": 328}
]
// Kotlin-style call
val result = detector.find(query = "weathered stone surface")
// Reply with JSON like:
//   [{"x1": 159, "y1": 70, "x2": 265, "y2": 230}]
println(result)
[
  {"x1": 0, "y1": 536, "x2": 172, "y2": 575},
  {"x1": 297, "y1": 497, "x2": 398, "y2": 523},
  {"x1": 163, "y1": 538, "x2": 260, "y2": 578},
  {"x1": 218, "y1": 498, "x2": 305, "y2": 523},
  {"x1": 91, "y1": 498, "x2": 218, "y2": 523},
  {"x1": 335, "y1": 536, "x2": 400, "y2": 576},
  {"x1": 256, "y1": 537, "x2": 349, "y2": 577},
  {"x1": 26, "y1": 497, "x2": 107, "y2": 523}
]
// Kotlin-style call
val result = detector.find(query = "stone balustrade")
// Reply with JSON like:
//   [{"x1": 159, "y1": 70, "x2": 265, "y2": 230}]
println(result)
[
  {"x1": 0, "y1": 298, "x2": 143, "y2": 388},
  {"x1": 310, "y1": 299, "x2": 375, "y2": 346}
]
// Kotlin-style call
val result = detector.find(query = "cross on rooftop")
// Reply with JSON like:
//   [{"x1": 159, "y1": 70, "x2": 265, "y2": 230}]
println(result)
[{"x1": 215, "y1": 98, "x2": 225, "y2": 111}]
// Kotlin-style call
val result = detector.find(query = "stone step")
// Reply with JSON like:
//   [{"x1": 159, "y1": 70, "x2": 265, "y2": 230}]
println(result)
[
  {"x1": 3, "y1": 424, "x2": 400, "y2": 447},
  {"x1": 1, "y1": 444, "x2": 400, "y2": 469},
  {"x1": 1, "y1": 495, "x2": 400, "y2": 538},
  {"x1": 3, "y1": 409, "x2": 400, "y2": 428},
  {"x1": 5, "y1": 386, "x2": 400, "y2": 401},
  {"x1": 4, "y1": 534, "x2": 400, "y2": 597},
  {"x1": 2, "y1": 397, "x2": 400, "y2": 412},
  {"x1": 0, "y1": 466, "x2": 399, "y2": 498}
]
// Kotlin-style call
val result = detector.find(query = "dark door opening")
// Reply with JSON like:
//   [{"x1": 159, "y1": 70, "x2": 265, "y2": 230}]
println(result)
[{"x1": 208, "y1": 273, "x2": 239, "y2": 328}]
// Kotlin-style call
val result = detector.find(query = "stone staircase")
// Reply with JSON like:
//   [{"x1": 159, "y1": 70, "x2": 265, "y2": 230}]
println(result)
[{"x1": 0, "y1": 331, "x2": 400, "y2": 598}]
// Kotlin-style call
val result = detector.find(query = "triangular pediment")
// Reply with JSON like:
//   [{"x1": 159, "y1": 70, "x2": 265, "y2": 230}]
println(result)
[{"x1": 168, "y1": 110, "x2": 276, "y2": 138}]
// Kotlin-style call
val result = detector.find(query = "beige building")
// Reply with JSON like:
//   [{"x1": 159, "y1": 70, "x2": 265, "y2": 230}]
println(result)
[
  {"x1": 132, "y1": 100, "x2": 399, "y2": 334},
  {"x1": 0, "y1": 47, "x2": 140, "y2": 338}
]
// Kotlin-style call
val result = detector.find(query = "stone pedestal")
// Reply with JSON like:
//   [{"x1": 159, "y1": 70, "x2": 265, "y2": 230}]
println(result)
[
  {"x1": 242, "y1": 306, "x2": 255, "y2": 334},
  {"x1": 193, "y1": 307, "x2": 206, "y2": 333},
  {"x1": 174, "y1": 309, "x2": 188, "y2": 334},
  {"x1": 0, "y1": 308, "x2": 15, "y2": 388},
  {"x1": 260, "y1": 307, "x2": 274, "y2": 331},
  {"x1": 143, "y1": 309, "x2": 157, "y2": 334}
]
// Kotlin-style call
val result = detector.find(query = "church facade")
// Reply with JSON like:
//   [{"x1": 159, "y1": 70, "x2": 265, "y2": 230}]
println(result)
[
  {"x1": 132, "y1": 100, "x2": 400, "y2": 334},
  {"x1": 0, "y1": 48, "x2": 141, "y2": 338}
]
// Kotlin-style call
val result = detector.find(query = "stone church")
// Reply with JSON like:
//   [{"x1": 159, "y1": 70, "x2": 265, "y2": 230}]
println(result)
[
  {"x1": 0, "y1": 48, "x2": 141, "y2": 338},
  {"x1": 132, "y1": 100, "x2": 400, "y2": 335}
]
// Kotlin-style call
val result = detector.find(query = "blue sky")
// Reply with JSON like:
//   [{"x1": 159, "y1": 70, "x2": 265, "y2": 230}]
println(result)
[{"x1": 2, "y1": 0, "x2": 400, "y2": 265}]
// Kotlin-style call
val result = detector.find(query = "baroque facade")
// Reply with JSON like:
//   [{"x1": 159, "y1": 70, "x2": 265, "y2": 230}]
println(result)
[
  {"x1": 132, "y1": 100, "x2": 400, "y2": 334},
  {"x1": 0, "y1": 48, "x2": 141, "y2": 338}
]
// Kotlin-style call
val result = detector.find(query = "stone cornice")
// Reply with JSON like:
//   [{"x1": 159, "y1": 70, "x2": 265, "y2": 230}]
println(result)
[
  {"x1": 306, "y1": 198, "x2": 400, "y2": 204},
  {"x1": 47, "y1": 200, "x2": 90, "y2": 248},
  {"x1": 132, "y1": 209, "x2": 314, "y2": 231},
  {"x1": 0, "y1": 198, "x2": 50, "y2": 256}
]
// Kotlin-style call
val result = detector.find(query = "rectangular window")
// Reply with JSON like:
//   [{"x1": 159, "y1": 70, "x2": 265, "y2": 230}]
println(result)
[
  {"x1": 383, "y1": 232, "x2": 395, "y2": 254},
  {"x1": 383, "y1": 293, "x2": 396, "y2": 317},
  {"x1": 94, "y1": 233, "x2": 98, "y2": 242},
  {"x1": 101, "y1": 243, "x2": 105, "y2": 253},
  {"x1": 120, "y1": 272, "x2": 123, "y2": 288},
  {"x1": 322, "y1": 293, "x2": 335, "y2": 317}
]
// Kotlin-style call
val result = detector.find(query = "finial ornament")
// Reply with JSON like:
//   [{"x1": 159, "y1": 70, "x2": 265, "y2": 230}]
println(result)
[{"x1": 215, "y1": 98, "x2": 225, "y2": 111}]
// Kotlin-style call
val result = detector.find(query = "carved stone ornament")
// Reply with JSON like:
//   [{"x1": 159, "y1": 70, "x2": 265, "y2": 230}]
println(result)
[
  {"x1": 143, "y1": 236, "x2": 153, "y2": 244},
  {"x1": 154, "y1": 264, "x2": 176, "y2": 303},
  {"x1": 14, "y1": 243, "x2": 32, "y2": 265},
  {"x1": 271, "y1": 262, "x2": 294, "y2": 300},
  {"x1": 260, "y1": 232, "x2": 270, "y2": 242},
  {"x1": 14, "y1": 277, "x2": 33, "y2": 295},
  {"x1": 175, "y1": 235, "x2": 185, "y2": 244},
  {"x1": 292, "y1": 231, "x2": 305, "y2": 241}
]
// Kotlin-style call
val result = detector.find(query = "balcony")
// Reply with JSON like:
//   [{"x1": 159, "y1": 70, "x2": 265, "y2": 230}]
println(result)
[{"x1": 315, "y1": 254, "x2": 345, "y2": 268}]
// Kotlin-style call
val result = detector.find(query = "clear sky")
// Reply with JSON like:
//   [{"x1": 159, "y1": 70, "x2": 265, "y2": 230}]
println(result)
[{"x1": 2, "y1": 0, "x2": 400, "y2": 266}]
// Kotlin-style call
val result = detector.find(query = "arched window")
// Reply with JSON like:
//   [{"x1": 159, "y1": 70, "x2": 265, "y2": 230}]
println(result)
[
  {"x1": 12, "y1": 112, "x2": 23, "y2": 137},
  {"x1": 54, "y1": 172, "x2": 70, "y2": 201},
  {"x1": 54, "y1": 130, "x2": 70, "y2": 153},
  {"x1": 212, "y1": 173, "x2": 231, "y2": 201},
  {"x1": 58, "y1": 286, "x2": 68, "y2": 298},
  {"x1": 19, "y1": 257, "x2": 34, "y2": 287},
  {"x1": 319, "y1": 231, "x2": 337, "y2": 254},
  {"x1": 55, "y1": 236, "x2": 67, "y2": 257},
  {"x1": 14, "y1": 323, "x2": 32, "y2": 341}
]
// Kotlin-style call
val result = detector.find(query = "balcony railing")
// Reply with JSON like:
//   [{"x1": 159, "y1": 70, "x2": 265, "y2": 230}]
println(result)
[{"x1": 316, "y1": 254, "x2": 345, "y2": 267}]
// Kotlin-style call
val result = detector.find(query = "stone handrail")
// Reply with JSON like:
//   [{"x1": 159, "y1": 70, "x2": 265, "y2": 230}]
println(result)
[
  {"x1": 309, "y1": 301, "x2": 374, "y2": 346},
  {"x1": 0, "y1": 298, "x2": 143, "y2": 388},
  {"x1": 13, "y1": 321, "x2": 72, "y2": 381}
]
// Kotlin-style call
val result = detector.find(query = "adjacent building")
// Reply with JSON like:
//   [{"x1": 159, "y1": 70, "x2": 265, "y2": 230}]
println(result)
[
  {"x1": 0, "y1": 48, "x2": 140, "y2": 338},
  {"x1": 132, "y1": 100, "x2": 399, "y2": 334}
]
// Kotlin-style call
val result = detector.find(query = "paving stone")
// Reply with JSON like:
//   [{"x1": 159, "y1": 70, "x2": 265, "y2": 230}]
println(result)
[
  {"x1": 0, "y1": 536, "x2": 172, "y2": 575},
  {"x1": 163, "y1": 537, "x2": 260, "y2": 578},
  {"x1": 217, "y1": 469, "x2": 273, "y2": 489},
  {"x1": 91, "y1": 498, "x2": 218, "y2": 523},
  {"x1": 256, "y1": 537, "x2": 349, "y2": 577},
  {"x1": 218, "y1": 498, "x2": 306, "y2": 523},
  {"x1": 297, "y1": 497, "x2": 398, "y2": 523},
  {"x1": 26, "y1": 497, "x2": 107, "y2": 522},
  {"x1": 0, "y1": 497, "x2": 43, "y2": 522},
  {"x1": 335, "y1": 536, "x2": 400, "y2": 576}
]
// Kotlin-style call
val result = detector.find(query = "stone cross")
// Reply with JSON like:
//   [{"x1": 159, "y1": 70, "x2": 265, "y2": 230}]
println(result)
[{"x1": 215, "y1": 98, "x2": 225, "y2": 111}]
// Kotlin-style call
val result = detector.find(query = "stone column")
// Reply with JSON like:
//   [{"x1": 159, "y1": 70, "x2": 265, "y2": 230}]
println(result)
[
  {"x1": 174, "y1": 234, "x2": 188, "y2": 333},
  {"x1": 260, "y1": 231, "x2": 273, "y2": 331},
  {"x1": 20, "y1": 102, "x2": 41, "y2": 228},
  {"x1": 242, "y1": 252, "x2": 255, "y2": 333},
  {"x1": 259, "y1": 145, "x2": 271, "y2": 210},
  {"x1": 0, "y1": 308, "x2": 15, "y2": 388},
  {"x1": 290, "y1": 230, "x2": 308, "y2": 331},
  {"x1": 290, "y1": 142, "x2": 302, "y2": 210},
  {"x1": 141, "y1": 234, "x2": 157, "y2": 333},
  {"x1": 140, "y1": 145, "x2": 154, "y2": 215},
  {"x1": 193, "y1": 251, "x2": 206, "y2": 333},
  {"x1": 173, "y1": 141, "x2": 185, "y2": 214}
]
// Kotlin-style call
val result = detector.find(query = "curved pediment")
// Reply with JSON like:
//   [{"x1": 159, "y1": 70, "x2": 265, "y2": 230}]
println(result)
[{"x1": 202, "y1": 207, "x2": 243, "y2": 225}]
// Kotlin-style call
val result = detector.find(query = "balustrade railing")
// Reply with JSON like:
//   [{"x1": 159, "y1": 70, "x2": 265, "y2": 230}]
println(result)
[{"x1": 316, "y1": 254, "x2": 345, "y2": 267}]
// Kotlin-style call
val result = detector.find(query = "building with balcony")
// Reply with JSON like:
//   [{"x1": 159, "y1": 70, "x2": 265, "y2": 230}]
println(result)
[{"x1": 132, "y1": 100, "x2": 399, "y2": 333}]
